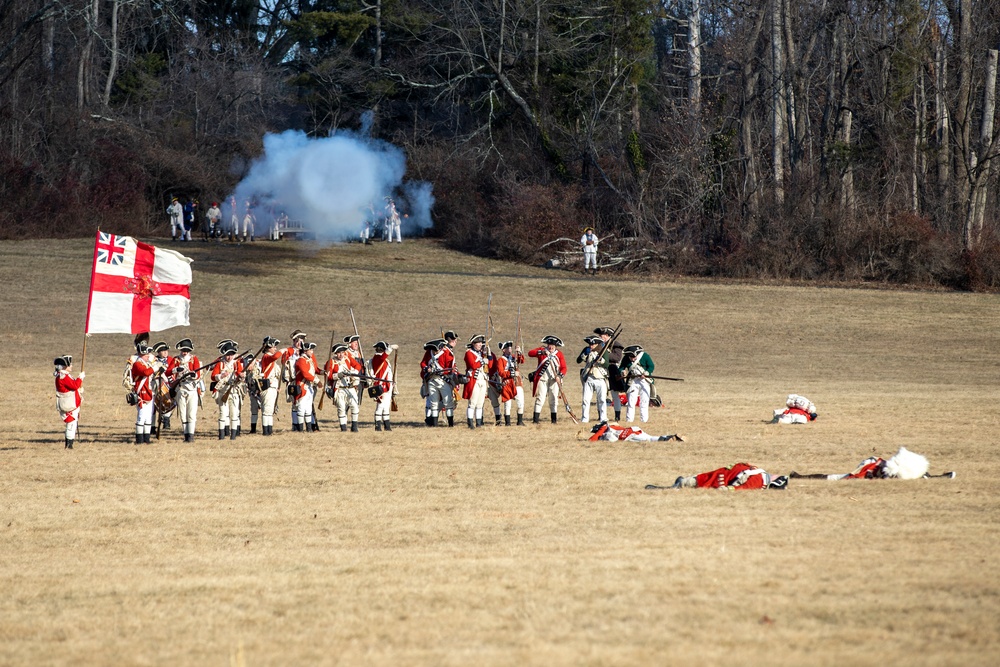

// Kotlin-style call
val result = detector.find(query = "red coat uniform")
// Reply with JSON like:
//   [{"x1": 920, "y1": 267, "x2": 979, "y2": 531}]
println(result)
[
  {"x1": 210, "y1": 358, "x2": 245, "y2": 397},
  {"x1": 462, "y1": 348, "x2": 489, "y2": 400},
  {"x1": 55, "y1": 373, "x2": 83, "y2": 418},
  {"x1": 527, "y1": 347, "x2": 567, "y2": 394},
  {"x1": 490, "y1": 354, "x2": 519, "y2": 401},
  {"x1": 694, "y1": 463, "x2": 769, "y2": 490},
  {"x1": 294, "y1": 355, "x2": 318, "y2": 396},
  {"x1": 259, "y1": 351, "x2": 282, "y2": 382},
  {"x1": 325, "y1": 355, "x2": 362, "y2": 385},
  {"x1": 368, "y1": 351, "x2": 392, "y2": 394},
  {"x1": 131, "y1": 357, "x2": 156, "y2": 404},
  {"x1": 846, "y1": 457, "x2": 886, "y2": 479},
  {"x1": 169, "y1": 354, "x2": 201, "y2": 383}
]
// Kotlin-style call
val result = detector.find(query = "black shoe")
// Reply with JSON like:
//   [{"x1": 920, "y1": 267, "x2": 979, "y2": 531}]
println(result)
[
  {"x1": 504, "y1": 415, "x2": 511, "y2": 426},
  {"x1": 250, "y1": 423, "x2": 257, "y2": 434},
  {"x1": 430, "y1": 416, "x2": 439, "y2": 427},
  {"x1": 468, "y1": 418, "x2": 475, "y2": 429},
  {"x1": 551, "y1": 413, "x2": 558, "y2": 424},
  {"x1": 341, "y1": 424, "x2": 348, "y2": 432},
  {"x1": 447, "y1": 415, "x2": 455, "y2": 427},
  {"x1": 230, "y1": 429, "x2": 237, "y2": 440},
  {"x1": 162, "y1": 417, "x2": 171, "y2": 429},
  {"x1": 218, "y1": 429, "x2": 225, "y2": 440},
  {"x1": 224, "y1": 426, "x2": 231, "y2": 437},
  {"x1": 144, "y1": 433, "x2": 151, "y2": 444},
  {"x1": 495, "y1": 416, "x2": 502, "y2": 426},
  {"x1": 135, "y1": 433, "x2": 143, "y2": 445},
  {"x1": 614, "y1": 411, "x2": 621, "y2": 421},
  {"x1": 768, "y1": 476, "x2": 789, "y2": 490},
  {"x1": 236, "y1": 426, "x2": 241, "y2": 438},
  {"x1": 476, "y1": 418, "x2": 484, "y2": 427},
  {"x1": 532, "y1": 412, "x2": 541, "y2": 424},
  {"x1": 350, "y1": 421, "x2": 359, "y2": 432},
  {"x1": 375, "y1": 421, "x2": 382, "y2": 431},
  {"x1": 517, "y1": 414, "x2": 525, "y2": 426},
  {"x1": 65, "y1": 438, "x2": 72, "y2": 449},
  {"x1": 425, "y1": 416, "x2": 433, "y2": 427},
  {"x1": 383, "y1": 420, "x2": 391, "y2": 431}
]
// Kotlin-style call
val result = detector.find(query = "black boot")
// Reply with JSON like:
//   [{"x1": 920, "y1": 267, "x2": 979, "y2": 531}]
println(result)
[
  {"x1": 351, "y1": 421, "x2": 359, "y2": 432},
  {"x1": 224, "y1": 426, "x2": 231, "y2": 437},
  {"x1": 430, "y1": 416, "x2": 438, "y2": 427},
  {"x1": 533, "y1": 412, "x2": 540, "y2": 424},
  {"x1": 615, "y1": 410, "x2": 621, "y2": 421},
  {"x1": 65, "y1": 438, "x2": 73, "y2": 449},
  {"x1": 504, "y1": 415, "x2": 511, "y2": 426},
  {"x1": 236, "y1": 426, "x2": 241, "y2": 438},
  {"x1": 375, "y1": 421, "x2": 382, "y2": 431},
  {"x1": 468, "y1": 418, "x2": 475, "y2": 429},
  {"x1": 230, "y1": 428, "x2": 237, "y2": 440},
  {"x1": 476, "y1": 418, "x2": 484, "y2": 427},
  {"x1": 341, "y1": 423, "x2": 348, "y2": 432},
  {"x1": 144, "y1": 433, "x2": 151, "y2": 444},
  {"x1": 551, "y1": 413, "x2": 558, "y2": 424},
  {"x1": 447, "y1": 415, "x2": 455, "y2": 427},
  {"x1": 250, "y1": 423, "x2": 257, "y2": 434},
  {"x1": 517, "y1": 414, "x2": 525, "y2": 426},
  {"x1": 218, "y1": 429, "x2": 225, "y2": 440},
  {"x1": 495, "y1": 416, "x2": 503, "y2": 426},
  {"x1": 135, "y1": 433, "x2": 143, "y2": 445},
  {"x1": 383, "y1": 419, "x2": 392, "y2": 431},
  {"x1": 425, "y1": 416, "x2": 433, "y2": 427}
]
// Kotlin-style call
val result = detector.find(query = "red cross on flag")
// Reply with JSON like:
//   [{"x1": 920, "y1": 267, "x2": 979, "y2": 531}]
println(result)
[{"x1": 85, "y1": 231, "x2": 193, "y2": 334}]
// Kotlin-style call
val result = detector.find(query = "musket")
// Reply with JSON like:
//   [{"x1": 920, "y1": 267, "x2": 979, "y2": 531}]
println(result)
[
  {"x1": 648, "y1": 374, "x2": 685, "y2": 382},
  {"x1": 581, "y1": 322, "x2": 622, "y2": 380},
  {"x1": 350, "y1": 307, "x2": 367, "y2": 407},
  {"x1": 340, "y1": 372, "x2": 396, "y2": 385},
  {"x1": 390, "y1": 347, "x2": 399, "y2": 412},
  {"x1": 218, "y1": 347, "x2": 264, "y2": 404},
  {"x1": 555, "y1": 373, "x2": 580, "y2": 424},
  {"x1": 317, "y1": 330, "x2": 336, "y2": 411}
]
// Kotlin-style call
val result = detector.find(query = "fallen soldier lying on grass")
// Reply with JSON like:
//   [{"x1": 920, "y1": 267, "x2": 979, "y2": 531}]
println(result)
[
  {"x1": 645, "y1": 463, "x2": 788, "y2": 490},
  {"x1": 771, "y1": 393, "x2": 818, "y2": 424},
  {"x1": 585, "y1": 421, "x2": 684, "y2": 442},
  {"x1": 789, "y1": 446, "x2": 955, "y2": 480}
]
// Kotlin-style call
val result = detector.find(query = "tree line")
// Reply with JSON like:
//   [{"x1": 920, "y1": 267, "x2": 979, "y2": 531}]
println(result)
[{"x1": 2, "y1": 1, "x2": 999, "y2": 288}]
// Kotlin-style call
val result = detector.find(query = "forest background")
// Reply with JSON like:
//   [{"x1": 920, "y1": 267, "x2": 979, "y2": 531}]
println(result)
[{"x1": 2, "y1": 0, "x2": 999, "y2": 289}]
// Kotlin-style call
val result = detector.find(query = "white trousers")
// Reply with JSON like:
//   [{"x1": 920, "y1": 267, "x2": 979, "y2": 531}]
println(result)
[
  {"x1": 626, "y1": 378, "x2": 651, "y2": 423},
  {"x1": 581, "y1": 376, "x2": 608, "y2": 422},
  {"x1": 583, "y1": 249, "x2": 598, "y2": 269},
  {"x1": 252, "y1": 387, "x2": 279, "y2": 427},
  {"x1": 218, "y1": 393, "x2": 243, "y2": 429},
  {"x1": 466, "y1": 375, "x2": 488, "y2": 419},
  {"x1": 335, "y1": 387, "x2": 359, "y2": 424},
  {"x1": 136, "y1": 401, "x2": 154, "y2": 435},
  {"x1": 533, "y1": 377, "x2": 560, "y2": 414},
  {"x1": 175, "y1": 386, "x2": 199, "y2": 435},
  {"x1": 295, "y1": 386, "x2": 315, "y2": 424},
  {"x1": 426, "y1": 376, "x2": 455, "y2": 417}
]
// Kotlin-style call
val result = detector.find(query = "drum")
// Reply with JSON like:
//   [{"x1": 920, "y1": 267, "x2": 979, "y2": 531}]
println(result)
[{"x1": 153, "y1": 380, "x2": 176, "y2": 413}]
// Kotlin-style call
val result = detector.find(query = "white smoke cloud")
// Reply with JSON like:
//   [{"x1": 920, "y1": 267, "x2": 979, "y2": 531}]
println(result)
[{"x1": 226, "y1": 127, "x2": 433, "y2": 240}]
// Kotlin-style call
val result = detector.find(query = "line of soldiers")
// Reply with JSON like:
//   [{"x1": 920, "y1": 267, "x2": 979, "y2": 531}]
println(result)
[
  {"x1": 54, "y1": 325, "x2": 665, "y2": 444},
  {"x1": 417, "y1": 326, "x2": 662, "y2": 429},
  {"x1": 111, "y1": 330, "x2": 396, "y2": 443}
]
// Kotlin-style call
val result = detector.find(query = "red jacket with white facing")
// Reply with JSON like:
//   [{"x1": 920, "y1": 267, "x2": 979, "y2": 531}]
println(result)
[
  {"x1": 131, "y1": 357, "x2": 156, "y2": 403},
  {"x1": 55, "y1": 372, "x2": 83, "y2": 413},
  {"x1": 527, "y1": 347, "x2": 567, "y2": 393},
  {"x1": 369, "y1": 352, "x2": 392, "y2": 394}
]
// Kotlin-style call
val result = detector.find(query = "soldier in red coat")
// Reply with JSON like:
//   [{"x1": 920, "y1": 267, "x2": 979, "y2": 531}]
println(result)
[
  {"x1": 170, "y1": 338, "x2": 202, "y2": 442},
  {"x1": 368, "y1": 341, "x2": 398, "y2": 431},
  {"x1": 131, "y1": 343, "x2": 157, "y2": 444},
  {"x1": 325, "y1": 343, "x2": 363, "y2": 431},
  {"x1": 647, "y1": 463, "x2": 788, "y2": 490},
  {"x1": 463, "y1": 334, "x2": 491, "y2": 428},
  {"x1": 151, "y1": 341, "x2": 174, "y2": 430},
  {"x1": 421, "y1": 337, "x2": 457, "y2": 427},
  {"x1": 211, "y1": 340, "x2": 246, "y2": 440},
  {"x1": 527, "y1": 335, "x2": 568, "y2": 424},
  {"x1": 488, "y1": 341, "x2": 525, "y2": 426},
  {"x1": 54, "y1": 355, "x2": 84, "y2": 449},
  {"x1": 292, "y1": 341, "x2": 319, "y2": 432}
]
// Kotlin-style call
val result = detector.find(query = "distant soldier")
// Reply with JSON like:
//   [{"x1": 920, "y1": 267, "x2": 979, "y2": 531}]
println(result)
[
  {"x1": 130, "y1": 343, "x2": 157, "y2": 444},
  {"x1": 325, "y1": 343, "x2": 363, "y2": 431},
  {"x1": 622, "y1": 344, "x2": 654, "y2": 423},
  {"x1": 527, "y1": 335, "x2": 568, "y2": 424},
  {"x1": 463, "y1": 334, "x2": 491, "y2": 428},
  {"x1": 228, "y1": 196, "x2": 239, "y2": 241},
  {"x1": 170, "y1": 338, "x2": 202, "y2": 442},
  {"x1": 607, "y1": 342, "x2": 627, "y2": 421},
  {"x1": 385, "y1": 197, "x2": 402, "y2": 243},
  {"x1": 576, "y1": 335, "x2": 609, "y2": 423},
  {"x1": 488, "y1": 341, "x2": 525, "y2": 426},
  {"x1": 167, "y1": 197, "x2": 183, "y2": 241},
  {"x1": 580, "y1": 226, "x2": 599, "y2": 275},
  {"x1": 182, "y1": 198, "x2": 196, "y2": 241},
  {"x1": 368, "y1": 341, "x2": 398, "y2": 431},
  {"x1": 241, "y1": 201, "x2": 255, "y2": 242},
  {"x1": 211, "y1": 340, "x2": 246, "y2": 440},
  {"x1": 54, "y1": 355, "x2": 84, "y2": 449},
  {"x1": 651, "y1": 464, "x2": 788, "y2": 491},
  {"x1": 205, "y1": 202, "x2": 221, "y2": 241}
]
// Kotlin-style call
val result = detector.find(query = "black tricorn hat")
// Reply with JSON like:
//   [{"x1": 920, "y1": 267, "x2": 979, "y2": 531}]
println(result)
[
  {"x1": 333, "y1": 343, "x2": 348, "y2": 354},
  {"x1": 344, "y1": 334, "x2": 360, "y2": 344},
  {"x1": 54, "y1": 355, "x2": 72, "y2": 367},
  {"x1": 443, "y1": 330, "x2": 458, "y2": 341},
  {"x1": 152, "y1": 341, "x2": 169, "y2": 353},
  {"x1": 303, "y1": 341, "x2": 317, "y2": 350},
  {"x1": 623, "y1": 344, "x2": 643, "y2": 355},
  {"x1": 373, "y1": 340, "x2": 388, "y2": 351},
  {"x1": 220, "y1": 342, "x2": 238, "y2": 356},
  {"x1": 217, "y1": 339, "x2": 236, "y2": 351},
  {"x1": 593, "y1": 326, "x2": 615, "y2": 336},
  {"x1": 468, "y1": 334, "x2": 486, "y2": 345},
  {"x1": 263, "y1": 336, "x2": 280, "y2": 348},
  {"x1": 542, "y1": 335, "x2": 563, "y2": 347},
  {"x1": 175, "y1": 338, "x2": 194, "y2": 351},
  {"x1": 499, "y1": 340, "x2": 513, "y2": 349},
  {"x1": 136, "y1": 343, "x2": 153, "y2": 355},
  {"x1": 290, "y1": 329, "x2": 306, "y2": 340},
  {"x1": 423, "y1": 340, "x2": 438, "y2": 352}
]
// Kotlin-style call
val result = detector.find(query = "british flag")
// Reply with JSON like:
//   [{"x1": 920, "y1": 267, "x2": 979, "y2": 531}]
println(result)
[{"x1": 96, "y1": 232, "x2": 127, "y2": 265}]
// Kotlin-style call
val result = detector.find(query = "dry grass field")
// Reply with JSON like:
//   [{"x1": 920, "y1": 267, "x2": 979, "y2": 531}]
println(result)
[{"x1": 1, "y1": 237, "x2": 999, "y2": 666}]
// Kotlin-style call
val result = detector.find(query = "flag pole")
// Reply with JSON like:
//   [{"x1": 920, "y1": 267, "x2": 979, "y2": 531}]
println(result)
[{"x1": 79, "y1": 227, "x2": 100, "y2": 444}]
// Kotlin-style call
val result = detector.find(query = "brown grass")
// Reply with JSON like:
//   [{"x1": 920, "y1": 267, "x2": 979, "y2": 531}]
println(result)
[{"x1": 1, "y1": 237, "x2": 998, "y2": 665}]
